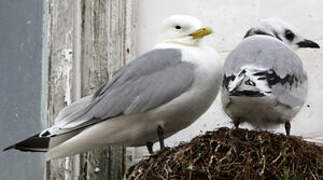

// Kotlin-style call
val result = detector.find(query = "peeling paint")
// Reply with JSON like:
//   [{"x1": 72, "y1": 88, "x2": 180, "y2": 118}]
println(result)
[
  {"x1": 94, "y1": 167, "x2": 100, "y2": 173},
  {"x1": 46, "y1": 0, "x2": 137, "y2": 179},
  {"x1": 54, "y1": 48, "x2": 73, "y2": 106}
]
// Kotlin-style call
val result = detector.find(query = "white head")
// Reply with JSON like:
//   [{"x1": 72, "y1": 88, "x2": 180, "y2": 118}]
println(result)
[
  {"x1": 244, "y1": 18, "x2": 320, "y2": 50},
  {"x1": 157, "y1": 15, "x2": 213, "y2": 46}
]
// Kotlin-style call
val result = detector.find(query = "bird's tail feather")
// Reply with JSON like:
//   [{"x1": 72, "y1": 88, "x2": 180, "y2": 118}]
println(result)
[
  {"x1": 227, "y1": 67, "x2": 272, "y2": 97},
  {"x1": 3, "y1": 133, "x2": 49, "y2": 152}
]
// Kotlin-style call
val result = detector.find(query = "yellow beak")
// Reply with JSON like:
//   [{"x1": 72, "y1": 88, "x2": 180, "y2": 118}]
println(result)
[{"x1": 190, "y1": 27, "x2": 213, "y2": 39}]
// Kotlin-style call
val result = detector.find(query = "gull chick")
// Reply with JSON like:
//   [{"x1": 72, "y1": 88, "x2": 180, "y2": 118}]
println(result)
[
  {"x1": 4, "y1": 15, "x2": 222, "y2": 160},
  {"x1": 222, "y1": 18, "x2": 319, "y2": 135}
]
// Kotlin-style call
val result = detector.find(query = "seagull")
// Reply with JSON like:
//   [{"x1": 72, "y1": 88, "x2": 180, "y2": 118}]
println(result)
[
  {"x1": 222, "y1": 18, "x2": 320, "y2": 135},
  {"x1": 3, "y1": 15, "x2": 222, "y2": 160}
]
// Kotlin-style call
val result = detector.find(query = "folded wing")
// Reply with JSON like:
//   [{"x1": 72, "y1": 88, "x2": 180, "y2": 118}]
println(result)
[{"x1": 41, "y1": 48, "x2": 196, "y2": 137}]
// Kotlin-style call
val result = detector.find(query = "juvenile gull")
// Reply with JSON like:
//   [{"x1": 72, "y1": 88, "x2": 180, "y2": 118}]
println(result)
[
  {"x1": 4, "y1": 15, "x2": 222, "y2": 160},
  {"x1": 222, "y1": 18, "x2": 319, "y2": 135}
]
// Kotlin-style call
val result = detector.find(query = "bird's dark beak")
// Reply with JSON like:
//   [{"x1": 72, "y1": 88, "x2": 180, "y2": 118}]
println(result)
[{"x1": 297, "y1": 39, "x2": 320, "y2": 48}]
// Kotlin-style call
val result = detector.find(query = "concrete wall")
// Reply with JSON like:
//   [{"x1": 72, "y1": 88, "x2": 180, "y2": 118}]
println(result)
[{"x1": 132, "y1": 0, "x2": 323, "y2": 158}]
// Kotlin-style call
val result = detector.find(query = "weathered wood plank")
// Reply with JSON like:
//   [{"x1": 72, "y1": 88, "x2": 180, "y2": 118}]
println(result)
[
  {"x1": 81, "y1": 0, "x2": 110, "y2": 179},
  {"x1": 46, "y1": 0, "x2": 137, "y2": 179},
  {"x1": 46, "y1": 0, "x2": 81, "y2": 179},
  {"x1": 81, "y1": 0, "x2": 137, "y2": 179}
]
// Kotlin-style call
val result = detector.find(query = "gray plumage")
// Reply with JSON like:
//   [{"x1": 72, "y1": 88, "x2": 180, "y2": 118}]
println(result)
[
  {"x1": 2, "y1": 14, "x2": 222, "y2": 160},
  {"x1": 42, "y1": 49, "x2": 195, "y2": 136},
  {"x1": 222, "y1": 18, "x2": 319, "y2": 135},
  {"x1": 223, "y1": 37, "x2": 305, "y2": 79},
  {"x1": 222, "y1": 35, "x2": 307, "y2": 133},
  {"x1": 3, "y1": 48, "x2": 205, "y2": 158}
]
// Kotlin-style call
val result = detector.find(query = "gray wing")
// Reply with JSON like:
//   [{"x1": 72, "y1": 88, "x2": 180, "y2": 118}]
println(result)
[
  {"x1": 54, "y1": 95, "x2": 93, "y2": 122},
  {"x1": 223, "y1": 35, "x2": 307, "y2": 107},
  {"x1": 42, "y1": 49, "x2": 195, "y2": 136}
]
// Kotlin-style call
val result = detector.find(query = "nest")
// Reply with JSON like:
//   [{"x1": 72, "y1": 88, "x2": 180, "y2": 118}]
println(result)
[{"x1": 125, "y1": 127, "x2": 323, "y2": 180}]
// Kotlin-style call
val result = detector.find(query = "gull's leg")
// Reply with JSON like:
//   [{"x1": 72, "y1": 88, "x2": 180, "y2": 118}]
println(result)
[
  {"x1": 146, "y1": 141, "x2": 154, "y2": 154},
  {"x1": 233, "y1": 118, "x2": 241, "y2": 129},
  {"x1": 157, "y1": 125, "x2": 165, "y2": 149},
  {"x1": 284, "y1": 121, "x2": 291, "y2": 136}
]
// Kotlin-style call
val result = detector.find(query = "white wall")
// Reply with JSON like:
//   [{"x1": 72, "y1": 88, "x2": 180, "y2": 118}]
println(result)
[{"x1": 129, "y1": 0, "x2": 323, "y2": 162}]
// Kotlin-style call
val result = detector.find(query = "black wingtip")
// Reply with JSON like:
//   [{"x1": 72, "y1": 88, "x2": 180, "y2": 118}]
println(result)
[
  {"x1": 3, "y1": 145, "x2": 15, "y2": 152},
  {"x1": 2, "y1": 133, "x2": 49, "y2": 153}
]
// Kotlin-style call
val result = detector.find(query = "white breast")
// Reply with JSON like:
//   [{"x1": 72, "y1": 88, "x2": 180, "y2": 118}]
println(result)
[{"x1": 150, "y1": 45, "x2": 222, "y2": 137}]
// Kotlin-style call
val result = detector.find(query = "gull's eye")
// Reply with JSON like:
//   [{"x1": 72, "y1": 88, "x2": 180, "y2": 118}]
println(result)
[
  {"x1": 285, "y1": 29, "x2": 295, "y2": 41},
  {"x1": 175, "y1": 25, "x2": 182, "y2": 30}
]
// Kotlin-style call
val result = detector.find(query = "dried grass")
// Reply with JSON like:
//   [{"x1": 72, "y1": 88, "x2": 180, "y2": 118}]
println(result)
[{"x1": 125, "y1": 127, "x2": 323, "y2": 180}]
